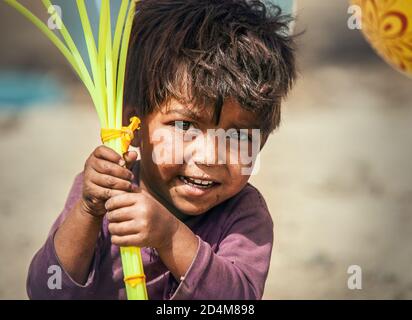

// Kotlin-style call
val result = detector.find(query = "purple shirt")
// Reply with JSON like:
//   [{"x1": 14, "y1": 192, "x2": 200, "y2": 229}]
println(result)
[{"x1": 27, "y1": 169, "x2": 274, "y2": 300}]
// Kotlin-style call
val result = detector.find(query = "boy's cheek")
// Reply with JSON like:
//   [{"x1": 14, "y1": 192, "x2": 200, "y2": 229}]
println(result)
[
  {"x1": 150, "y1": 132, "x2": 185, "y2": 166},
  {"x1": 228, "y1": 165, "x2": 251, "y2": 187}
]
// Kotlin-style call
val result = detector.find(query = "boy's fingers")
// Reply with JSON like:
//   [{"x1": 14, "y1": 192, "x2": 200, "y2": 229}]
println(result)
[
  {"x1": 91, "y1": 173, "x2": 134, "y2": 192},
  {"x1": 93, "y1": 145, "x2": 122, "y2": 163},
  {"x1": 124, "y1": 151, "x2": 138, "y2": 170},
  {"x1": 106, "y1": 207, "x2": 134, "y2": 223},
  {"x1": 85, "y1": 183, "x2": 126, "y2": 201},
  {"x1": 111, "y1": 234, "x2": 142, "y2": 247},
  {"x1": 93, "y1": 160, "x2": 134, "y2": 181},
  {"x1": 108, "y1": 220, "x2": 138, "y2": 236},
  {"x1": 105, "y1": 192, "x2": 140, "y2": 211}
]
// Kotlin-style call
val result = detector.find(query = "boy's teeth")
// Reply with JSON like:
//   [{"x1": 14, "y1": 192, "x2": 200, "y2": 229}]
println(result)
[
  {"x1": 190, "y1": 178, "x2": 213, "y2": 186},
  {"x1": 180, "y1": 176, "x2": 215, "y2": 188}
]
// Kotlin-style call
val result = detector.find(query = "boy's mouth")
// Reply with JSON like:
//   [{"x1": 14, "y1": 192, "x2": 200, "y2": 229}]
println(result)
[{"x1": 178, "y1": 175, "x2": 219, "y2": 189}]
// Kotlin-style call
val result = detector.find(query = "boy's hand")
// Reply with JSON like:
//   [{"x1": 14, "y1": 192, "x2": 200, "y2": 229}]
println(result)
[
  {"x1": 105, "y1": 188, "x2": 180, "y2": 250},
  {"x1": 81, "y1": 145, "x2": 138, "y2": 218},
  {"x1": 105, "y1": 164, "x2": 199, "y2": 280}
]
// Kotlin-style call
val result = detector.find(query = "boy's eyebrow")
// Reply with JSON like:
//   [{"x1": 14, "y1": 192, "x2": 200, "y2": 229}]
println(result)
[
  {"x1": 225, "y1": 99, "x2": 260, "y2": 129},
  {"x1": 164, "y1": 108, "x2": 203, "y2": 121},
  {"x1": 164, "y1": 108, "x2": 260, "y2": 129},
  {"x1": 230, "y1": 118, "x2": 261, "y2": 129},
  {"x1": 165, "y1": 108, "x2": 261, "y2": 129}
]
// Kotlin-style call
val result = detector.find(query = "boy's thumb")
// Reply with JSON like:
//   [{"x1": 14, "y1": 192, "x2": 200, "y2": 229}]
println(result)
[{"x1": 124, "y1": 150, "x2": 138, "y2": 170}]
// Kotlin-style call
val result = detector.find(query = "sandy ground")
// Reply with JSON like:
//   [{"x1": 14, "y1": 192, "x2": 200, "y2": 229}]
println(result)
[{"x1": 1, "y1": 0, "x2": 412, "y2": 299}]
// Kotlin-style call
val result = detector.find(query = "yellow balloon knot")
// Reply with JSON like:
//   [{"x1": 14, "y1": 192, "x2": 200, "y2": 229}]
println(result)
[
  {"x1": 101, "y1": 116, "x2": 141, "y2": 154},
  {"x1": 124, "y1": 274, "x2": 146, "y2": 288}
]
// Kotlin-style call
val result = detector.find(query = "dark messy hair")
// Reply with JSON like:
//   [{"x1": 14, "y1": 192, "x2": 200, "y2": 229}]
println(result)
[{"x1": 124, "y1": 0, "x2": 297, "y2": 135}]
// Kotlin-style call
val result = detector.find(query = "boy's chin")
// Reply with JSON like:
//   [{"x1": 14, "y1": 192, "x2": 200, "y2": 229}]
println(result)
[{"x1": 172, "y1": 199, "x2": 212, "y2": 217}]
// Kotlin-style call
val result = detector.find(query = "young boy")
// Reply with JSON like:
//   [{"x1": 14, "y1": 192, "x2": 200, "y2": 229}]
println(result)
[{"x1": 27, "y1": 0, "x2": 296, "y2": 299}]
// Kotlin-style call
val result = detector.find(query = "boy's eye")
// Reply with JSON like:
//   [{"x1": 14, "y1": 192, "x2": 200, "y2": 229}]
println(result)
[
  {"x1": 228, "y1": 130, "x2": 251, "y2": 142},
  {"x1": 173, "y1": 121, "x2": 193, "y2": 131}
]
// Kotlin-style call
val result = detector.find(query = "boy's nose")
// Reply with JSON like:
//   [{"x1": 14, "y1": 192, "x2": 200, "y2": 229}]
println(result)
[{"x1": 184, "y1": 132, "x2": 222, "y2": 166}]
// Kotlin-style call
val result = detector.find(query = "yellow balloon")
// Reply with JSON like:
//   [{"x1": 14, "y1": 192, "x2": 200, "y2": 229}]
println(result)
[{"x1": 352, "y1": 0, "x2": 412, "y2": 77}]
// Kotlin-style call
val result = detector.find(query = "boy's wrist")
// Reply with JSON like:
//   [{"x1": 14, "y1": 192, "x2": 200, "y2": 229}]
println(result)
[
  {"x1": 77, "y1": 200, "x2": 105, "y2": 224},
  {"x1": 156, "y1": 221, "x2": 199, "y2": 280},
  {"x1": 156, "y1": 218, "x2": 180, "y2": 254}
]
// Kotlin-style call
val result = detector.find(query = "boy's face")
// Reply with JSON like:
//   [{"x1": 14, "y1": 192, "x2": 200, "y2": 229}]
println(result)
[{"x1": 135, "y1": 98, "x2": 261, "y2": 217}]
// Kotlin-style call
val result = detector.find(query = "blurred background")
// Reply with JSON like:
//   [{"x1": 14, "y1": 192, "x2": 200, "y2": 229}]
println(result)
[{"x1": 1, "y1": 0, "x2": 411, "y2": 299}]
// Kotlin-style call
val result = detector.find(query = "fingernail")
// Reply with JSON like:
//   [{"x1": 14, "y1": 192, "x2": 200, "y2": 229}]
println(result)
[{"x1": 119, "y1": 159, "x2": 126, "y2": 166}]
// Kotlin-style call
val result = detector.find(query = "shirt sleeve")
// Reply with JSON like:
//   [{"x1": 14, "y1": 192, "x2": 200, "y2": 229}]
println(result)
[
  {"x1": 26, "y1": 173, "x2": 103, "y2": 300},
  {"x1": 168, "y1": 188, "x2": 274, "y2": 300}
]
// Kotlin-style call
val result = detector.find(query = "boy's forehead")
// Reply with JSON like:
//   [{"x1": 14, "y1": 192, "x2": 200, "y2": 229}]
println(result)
[
  {"x1": 161, "y1": 98, "x2": 211, "y2": 119},
  {"x1": 159, "y1": 98, "x2": 260, "y2": 128},
  {"x1": 223, "y1": 98, "x2": 260, "y2": 128}
]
